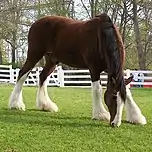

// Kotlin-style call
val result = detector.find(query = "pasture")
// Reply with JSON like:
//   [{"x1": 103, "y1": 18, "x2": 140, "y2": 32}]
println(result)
[{"x1": 0, "y1": 85, "x2": 152, "y2": 152}]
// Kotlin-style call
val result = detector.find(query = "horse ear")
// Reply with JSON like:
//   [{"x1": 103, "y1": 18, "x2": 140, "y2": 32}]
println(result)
[{"x1": 125, "y1": 76, "x2": 133, "y2": 85}]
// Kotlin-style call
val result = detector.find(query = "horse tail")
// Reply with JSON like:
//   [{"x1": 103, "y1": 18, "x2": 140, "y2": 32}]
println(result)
[{"x1": 99, "y1": 14, "x2": 126, "y2": 101}]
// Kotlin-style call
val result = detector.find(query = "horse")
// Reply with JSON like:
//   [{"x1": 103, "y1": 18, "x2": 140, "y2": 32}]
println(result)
[{"x1": 9, "y1": 13, "x2": 146, "y2": 127}]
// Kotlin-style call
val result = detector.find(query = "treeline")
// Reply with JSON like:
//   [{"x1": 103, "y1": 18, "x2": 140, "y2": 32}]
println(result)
[{"x1": 0, "y1": 0, "x2": 152, "y2": 70}]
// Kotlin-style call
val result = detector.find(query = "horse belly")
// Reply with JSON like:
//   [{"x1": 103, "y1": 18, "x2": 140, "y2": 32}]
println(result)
[{"x1": 53, "y1": 49, "x2": 87, "y2": 69}]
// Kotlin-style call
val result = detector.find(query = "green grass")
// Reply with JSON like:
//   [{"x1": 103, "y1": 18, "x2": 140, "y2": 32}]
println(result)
[{"x1": 0, "y1": 85, "x2": 152, "y2": 152}]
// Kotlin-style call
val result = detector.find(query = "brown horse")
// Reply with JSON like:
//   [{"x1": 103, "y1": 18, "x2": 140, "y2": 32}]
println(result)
[{"x1": 9, "y1": 13, "x2": 127, "y2": 126}]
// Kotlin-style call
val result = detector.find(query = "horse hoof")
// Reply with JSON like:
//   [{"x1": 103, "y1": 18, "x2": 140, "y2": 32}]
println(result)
[
  {"x1": 37, "y1": 102, "x2": 59, "y2": 112},
  {"x1": 127, "y1": 115, "x2": 147, "y2": 125},
  {"x1": 103, "y1": 112, "x2": 110, "y2": 121},
  {"x1": 92, "y1": 112, "x2": 110, "y2": 122},
  {"x1": 9, "y1": 106, "x2": 25, "y2": 111}
]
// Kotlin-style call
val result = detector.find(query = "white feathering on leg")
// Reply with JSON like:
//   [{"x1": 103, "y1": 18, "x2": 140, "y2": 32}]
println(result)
[
  {"x1": 36, "y1": 79, "x2": 58, "y2": 112},
  {"x1": 125, "y1": 87, "x2": 146, "y2": 125},
  {"x1": 92, "y1": 80, "x2": 110, "y2": 121},
  {"x1": 9, "y1": 72, "x2": 28, "y2": 110}
]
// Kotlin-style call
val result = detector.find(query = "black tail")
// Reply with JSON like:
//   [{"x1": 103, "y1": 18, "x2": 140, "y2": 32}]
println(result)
[{"x1": 99, "y1": 13, "x2": 126, "y2": 101}]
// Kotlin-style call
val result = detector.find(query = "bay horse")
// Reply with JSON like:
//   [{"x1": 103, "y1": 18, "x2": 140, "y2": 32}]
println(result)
[{"x1": 9, "y1": 13, "x2": 146, "y2": 127}]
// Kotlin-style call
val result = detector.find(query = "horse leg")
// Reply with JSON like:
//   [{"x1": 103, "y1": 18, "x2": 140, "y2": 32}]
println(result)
[
  {"x1": 9, "y1": 42, "x2": 46, "y2": 110},
  {"x1": 36, "y1": 54, "x2": 58, "y2": 112},
  {"x1": 125, "y1": 86, "x2": 146, "y2": 125},
  {"x1": 9, "y1": 59, "x2": 38, "y2": 110},
  {"x1": 91, "y1": 79, "x2": 110, "y2": 121}
]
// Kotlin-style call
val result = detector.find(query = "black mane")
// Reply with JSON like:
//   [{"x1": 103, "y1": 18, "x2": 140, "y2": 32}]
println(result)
[{"x1": 99, "y1": 14, "x2": 126, "y2": 101}]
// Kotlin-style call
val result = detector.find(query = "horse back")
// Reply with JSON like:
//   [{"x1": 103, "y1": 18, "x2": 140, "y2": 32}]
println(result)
[
  {"x1": 28, "y1": 16, "x2": 101, "y2": 68},
  {"x1": 29, "y1": 15, "x2": 99, "y2": 49}
]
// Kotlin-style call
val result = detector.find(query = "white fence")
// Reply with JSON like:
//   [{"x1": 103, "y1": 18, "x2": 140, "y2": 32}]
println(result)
[{"x1": 0, "y1": 65, "x2": 152, "y2": 88}]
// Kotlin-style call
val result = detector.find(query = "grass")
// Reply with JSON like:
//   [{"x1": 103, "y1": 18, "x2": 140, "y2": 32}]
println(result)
[{"x1": 0, "y1": 85, "x2": 152, "y2": 152}]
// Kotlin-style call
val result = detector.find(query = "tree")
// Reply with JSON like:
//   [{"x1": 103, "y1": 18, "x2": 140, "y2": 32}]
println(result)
[
  {"x1": 0, "y1": 0, "x2": 152, "y2": 69},
  {"x1": 132, "y1": 0, "x2": 146, "y2": 69},
  {"x1": 0, "y1": 0, "x2": 31, "y2": 67},
  {"x1": 139, "y1": 0, "x2": 152, "y2": 69},
  {"x1": 79, "y1": 0, "x2": 152, "y2": 69}
]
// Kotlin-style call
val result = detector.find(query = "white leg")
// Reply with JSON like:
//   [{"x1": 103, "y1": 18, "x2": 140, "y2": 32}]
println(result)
[
  {"x1": 125, "y1": 87, "x2": 146, "y2": 125},
  {"x1": 111, "y1": 93, "x2": 124, "y2": 127},
  {"x1": 36, "y1": 79, "x2": 58, "y2": 112},
  {"x1": 92, "y1": 80, "x2": 110, "y2": 121},
  {"x1": 9, "y1": 72, "x2": 28, "y2": 110}
]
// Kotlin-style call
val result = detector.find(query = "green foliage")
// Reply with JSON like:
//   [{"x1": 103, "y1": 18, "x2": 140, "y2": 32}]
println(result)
[
  {"x1": 0, "y1": 86, "x2": 152, "y2": 152},
  {"x1": 0, "y1": 0, "x2": 152, "y2": 69}
]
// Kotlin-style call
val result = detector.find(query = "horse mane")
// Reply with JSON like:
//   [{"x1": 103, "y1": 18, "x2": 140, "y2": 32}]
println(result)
[
  {"x1": 113, "y1": 24, "x2": 125, "y2": 68},
  {"x1": 112, "y1": 24, "x2": 126, "y2": 101},
  {"x1": 99, "y1": 13, "x2": 126, "y2": 101}
]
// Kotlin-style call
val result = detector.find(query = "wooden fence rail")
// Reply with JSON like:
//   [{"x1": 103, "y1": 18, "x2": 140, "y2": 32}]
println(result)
[{"x1": 0, "y1": 65, "x2": 152, "y2": 88}]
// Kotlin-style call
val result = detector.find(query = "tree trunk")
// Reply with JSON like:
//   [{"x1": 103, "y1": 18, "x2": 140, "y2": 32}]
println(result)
[
  {"x1": 90, "y1": 0, "x2": 98, "y2": 18},
  {"x1": 0, "y1": 40, "x2": 3, "y2": 64},
  {"x1": 0, "y1": 51, "x2": 2, "y2": 65},
  {"x1": 90, "y1": 0, "x2": 95, "y2": 18},
  {"x1": 12, "y1": 30, "x2": 17, "y2": 68},
  {"x1": 132, "y1": 0, "x2": 146, "y2": 69},
  {"x1": 119, "y1": 0, "x2": 128, "y2": 43},
  {"x1": 12, "y1": 45, "x2": 16, "y2": 68}
]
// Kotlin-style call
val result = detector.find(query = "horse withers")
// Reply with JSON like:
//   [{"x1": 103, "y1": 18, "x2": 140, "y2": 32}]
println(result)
[{"x1": 9, "y1": 13, "x2": 146, "y2": 127}]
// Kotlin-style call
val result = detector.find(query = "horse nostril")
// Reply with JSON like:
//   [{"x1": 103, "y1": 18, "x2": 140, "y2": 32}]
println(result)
[
  {"x1": 110, "y1": 122, "x2": 118, "y2": 128},
  {"x1": 110, "y1": 122, "x2": 115, "y2": 127}
]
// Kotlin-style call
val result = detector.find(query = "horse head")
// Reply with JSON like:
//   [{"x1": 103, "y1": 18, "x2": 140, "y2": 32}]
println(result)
[{"x1": 104, "y1": 76, "x2": 133, "y2": 125}]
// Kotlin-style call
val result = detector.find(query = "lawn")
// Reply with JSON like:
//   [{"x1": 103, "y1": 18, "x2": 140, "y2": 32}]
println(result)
[{"x1": 0, "y1": 85, "x2": 152, "y2": 152}]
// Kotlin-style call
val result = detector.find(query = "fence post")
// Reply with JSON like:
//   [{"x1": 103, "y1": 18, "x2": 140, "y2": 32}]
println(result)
[
  {"x1": 9, "y1": 65, "x2": 14, "y2": 84},
  {"x1": 57, "y1": 66, "x2": 64, "y2": 87},
  {"x1": 17, "y1": 68, "x2": 20, "y2": 76},
  {"x1": 125, "y1": 69, "x2": 131, "y2": 88}
]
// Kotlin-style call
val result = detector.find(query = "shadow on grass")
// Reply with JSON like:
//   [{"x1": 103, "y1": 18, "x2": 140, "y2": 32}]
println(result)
[
  {"x1": 0, "y1": 108, "x2": 91, "y2": 119},
  {"x1": 0, "y1": 108, "x2": 109, "y2": 128}
]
